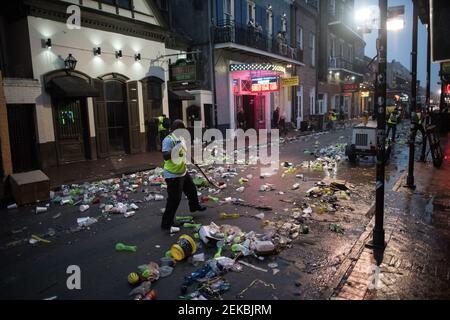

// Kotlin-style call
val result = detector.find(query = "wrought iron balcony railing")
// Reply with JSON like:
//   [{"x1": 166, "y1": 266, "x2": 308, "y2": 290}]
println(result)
[
  {"x1": 214, "y1": 20, "x2": 303, "y2": 62},
  {"x1": 329, "y1": 56, "x2": 366, "y2": 75}
]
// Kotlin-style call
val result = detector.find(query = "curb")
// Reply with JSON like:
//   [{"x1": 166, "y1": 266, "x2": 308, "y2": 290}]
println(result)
[{"x1": 326, "y1": 170, "x2": 408, "y2": 299}]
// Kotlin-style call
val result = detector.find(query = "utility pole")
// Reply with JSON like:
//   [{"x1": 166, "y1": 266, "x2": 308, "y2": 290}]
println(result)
[
  {"x1": 406, "y1": 0, "x2": 419, "y2": 188},
  {"x1": 426, "y1": 23, "x2": 431, "y2": 121},
  {"x1": 372, "y1": 0, "x2": 388, "y2": 249}
]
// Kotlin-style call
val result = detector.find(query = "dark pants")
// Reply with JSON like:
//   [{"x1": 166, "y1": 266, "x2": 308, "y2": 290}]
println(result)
[
  {"x1": 412, "y1": 124, "x2": 427, "y2": 160},
  {"x1": 386, "y1": 124, "x2": 397, "y2": 142},
  {"x1": 161, "y1": 173, "x2": 200, "y2": 229}
]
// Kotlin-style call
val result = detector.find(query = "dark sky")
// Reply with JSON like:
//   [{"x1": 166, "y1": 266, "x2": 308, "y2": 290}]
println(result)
[{"x1": 354, "y1": 0, "x2": 441, "y2": 98}]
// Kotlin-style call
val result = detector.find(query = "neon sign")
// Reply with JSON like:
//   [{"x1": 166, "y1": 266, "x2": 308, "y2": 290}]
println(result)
[
  {"x1": 251, "y1": 77, "x2": 279, "y2": 93},
  {"x1": 445, "y1": 84, "x2": 450, "y2": 95}
]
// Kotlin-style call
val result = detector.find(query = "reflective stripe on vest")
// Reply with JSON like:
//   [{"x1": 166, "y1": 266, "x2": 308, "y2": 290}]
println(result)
[{"x1": 164, "y1": 134, "x2": 187, "y2": 175}]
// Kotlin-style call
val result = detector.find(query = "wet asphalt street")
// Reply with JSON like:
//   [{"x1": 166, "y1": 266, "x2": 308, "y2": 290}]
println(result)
[{"x1": 0, "y1": 125, "x2": 410, "y2": 300}]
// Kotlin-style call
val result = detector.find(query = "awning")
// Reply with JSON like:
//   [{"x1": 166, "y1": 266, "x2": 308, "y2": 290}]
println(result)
[
  {"x1": 169, "y1": 89, "x2": 195, "y2": 101},
  {"x1": 46, "y1": 76, "x2": 100, "y2": 98}
]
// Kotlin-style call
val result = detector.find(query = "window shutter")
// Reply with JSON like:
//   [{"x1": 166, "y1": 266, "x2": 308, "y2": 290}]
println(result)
[{"x1": 127, "y1": 81, "x2": 141, "y2": 154}]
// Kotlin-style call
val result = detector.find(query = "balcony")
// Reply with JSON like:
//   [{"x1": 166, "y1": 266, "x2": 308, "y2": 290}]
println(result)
[
  {"x1": 329, "y1": 56, "x2": 366, "y2": 76},
  {"x1": 214, "y1": 20, "x2": 304, "y2": 65},
  {"x1": 328, "y1": 7, "x2": 365, "y2": 42}
]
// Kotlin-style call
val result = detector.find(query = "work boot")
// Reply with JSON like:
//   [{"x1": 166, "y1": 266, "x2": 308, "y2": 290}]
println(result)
[{"x1": 190, "y1": 205, "x2": 207, "y2": 213}]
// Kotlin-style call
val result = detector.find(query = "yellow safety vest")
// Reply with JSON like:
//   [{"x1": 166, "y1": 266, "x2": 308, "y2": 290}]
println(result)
[
  {"x1": 158, "y1": 116, "x2": 166, "y2": 133},
  {"x1": 412, "y1": 112, "x2": 422, "y2": 125},
  {"x1": 387, "y1": 112, "x2": 398, "y2": 125},
  {"x1": 163, "y1": 134, "x2": 187, "y2": 175},
  {"x1": 331, "y1": 113, "x2": 337, "y2": 121}
]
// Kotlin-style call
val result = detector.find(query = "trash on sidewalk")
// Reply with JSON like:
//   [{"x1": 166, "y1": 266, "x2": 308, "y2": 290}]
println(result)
[
  {"x1": 330, "y1": 224, "x2": 344, "y2": 234},
  {"x1": 236, "y1": 279, "x2": 276, "y2": 299},
  {"x1": 35, "y1": 207, "x2": 48, "y2": 214},
  {"x1": 171, "y1": 235, "x2": 197, "y2": 261},
  {"x1": 220, "y1": 213, "x2": 240, "y2": 220},
  {"x1": 138, "y1": 262, "x2": 160, "y2": 282},
  {"x1": 260, "y1": 184, "x2": 275, "y2": 192},
  {"x1": 116, "y1": 243, "x2": 137, "y2": 252},
  {"x1": 77, "y1": 217, "x2": 98, "y2": 228},
  {"x1": 7, "y1": 203, "x2": 18, "y2": 210},
  {"x1": 79, "y1": 205, "x2": 89, "y2": 213}
]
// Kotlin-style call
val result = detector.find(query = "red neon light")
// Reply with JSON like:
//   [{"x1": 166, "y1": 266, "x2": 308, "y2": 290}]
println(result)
[
  {"x1": 251, "y1": 82, "x2": 279, "y2": 93},
  {"x1": 445, "y1": 84, "x2": 450, "y2": 94}
]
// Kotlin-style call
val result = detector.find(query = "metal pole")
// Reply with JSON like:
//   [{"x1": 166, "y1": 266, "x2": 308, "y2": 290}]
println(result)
[
  {"x1": 426, "y1": 23, "x2": 431, "y2": 122},
  {"x1": 406, "y1": 0, "x2": 419, "y2": 188},
  {"x1": 208, "y1": 0, "x2": 219, "y2": 127},
  {"x1": 373, "y1": 0, "x2": 388, "y2": 248},
  {"x1": 440, "y1": 64, "x2": 445, "y2": 111}
]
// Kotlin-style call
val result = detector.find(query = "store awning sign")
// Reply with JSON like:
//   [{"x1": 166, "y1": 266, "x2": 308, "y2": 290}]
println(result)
[
  {"x1": 281, "y1": 76, "x2": 299, "y2": 87},
  {"x1": 343, "y1": 83, "x2": 359, "y2": 92},
  {"x1": 251, "y1": 77, "x2": 279, "y2": 93}
]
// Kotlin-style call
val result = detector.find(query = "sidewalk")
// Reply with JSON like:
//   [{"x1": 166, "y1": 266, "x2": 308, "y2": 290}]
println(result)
[
  {"x1": 333, "y1": 133, "x2": 450, "y2": 300},
  {"x1": 43, "y1": 152, "x2": 162, "y2": 189}
]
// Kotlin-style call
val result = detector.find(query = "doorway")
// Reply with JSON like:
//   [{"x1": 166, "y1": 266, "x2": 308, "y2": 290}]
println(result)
[
  {"x1": 296, "y1": 86, "x2": 304, "y2": 128},
  {"x1": 7, "y1": 104, "x2": 39, "y2": 172},
  {"x1": 169, "y1": 100, "x2": 183, "y2": 122},
  {"x1": 243, "y1": 95, "x2": 266, "y2": 130},
  {"x1": 142, "y1": 77, "x2": 163, "y2": 152},
  {"x1": 104, "y1": 79, "x2": 129, "y2": 154},
  {"x1": 53, "y1": 98, "x2": 90, "y2": 164},
  {"x1": 204, "y1": 104, "x2": 214, "y2": 129}
]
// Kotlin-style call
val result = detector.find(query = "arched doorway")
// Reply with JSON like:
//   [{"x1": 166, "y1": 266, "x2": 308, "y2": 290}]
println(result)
[
  {"x1": 142, "y1": 76, "x2": 163, "y2": 151},
  {"x1": 44, "y1": 69, "x2": 98, "y2": 165},
  {"x1": 96, "y1": 73, "x2": 130, "y2": 155}
]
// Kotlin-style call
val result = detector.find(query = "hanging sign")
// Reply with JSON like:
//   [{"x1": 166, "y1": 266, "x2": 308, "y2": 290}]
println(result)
[
  {"x1": 281, "y1": 76, "x2": 300, "y2": 87},
  {"x1": 251, "y1": 77, "x2": 279, "y2": 93}
]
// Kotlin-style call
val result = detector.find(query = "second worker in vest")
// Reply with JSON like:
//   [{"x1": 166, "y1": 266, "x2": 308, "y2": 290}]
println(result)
[
  {"x1": 386, "y1": 107, "x2": 400, "y2": 143},
  {"x1": 161, "y1": 120, "x2": 206, "y2": 231},
  {"x1": 158, "y1": 115, "x2": 170, "y2": 149}
]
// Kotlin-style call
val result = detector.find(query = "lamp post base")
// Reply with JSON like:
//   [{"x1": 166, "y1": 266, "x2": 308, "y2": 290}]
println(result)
[
  {"x1": 405, "y1": 175, "x2": 416, "y2": 189},
  {"x1": 368, "y1": 228, "x2": 386, "y2": 250}
]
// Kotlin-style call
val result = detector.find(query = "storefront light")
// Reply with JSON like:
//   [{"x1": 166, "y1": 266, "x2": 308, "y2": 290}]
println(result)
[
  {"x1": 45, "y1": 38, "x2": 52, "y2": 49},
  {"x1": 93, "y1": 47, "x2": 101, "y2": 56},
  {"x1": 64, "y1": 54, "x2": 77, "y2": 71}
]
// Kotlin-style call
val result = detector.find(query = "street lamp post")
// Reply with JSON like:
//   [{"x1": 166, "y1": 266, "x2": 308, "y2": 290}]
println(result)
[
  {"x1": 372, "y1": 0, "x2": 388, "y2": 248},
  {"x1": 406, "y1": 0, "x2": 419, "y2": 188}
]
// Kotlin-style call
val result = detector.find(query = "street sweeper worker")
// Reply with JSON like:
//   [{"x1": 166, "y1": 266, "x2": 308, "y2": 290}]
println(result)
[{"x1": 161, "y1": 119, "x2": 206, "y2": 231}]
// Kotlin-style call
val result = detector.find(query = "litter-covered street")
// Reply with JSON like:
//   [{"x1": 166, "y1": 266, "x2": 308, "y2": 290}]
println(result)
[{"x1": 0, "y1": 125, "x2": 410, "y2": 300}]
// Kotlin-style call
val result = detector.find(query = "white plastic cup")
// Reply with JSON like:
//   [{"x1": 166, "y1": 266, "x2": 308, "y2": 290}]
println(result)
[{"x1": 36, "y1": 207, "x2": 48, "y2": 214}]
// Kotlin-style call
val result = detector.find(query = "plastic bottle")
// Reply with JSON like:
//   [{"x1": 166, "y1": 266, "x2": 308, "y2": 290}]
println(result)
[
  {"x1": 115, "y1": 243, "x2": 137, "y2": 252},
  {"x1": 220, "y1": 213, "x2": 240, "y2": 219}
]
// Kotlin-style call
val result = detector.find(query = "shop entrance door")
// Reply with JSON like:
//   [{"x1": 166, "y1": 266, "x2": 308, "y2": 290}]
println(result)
[
  {"x1": 7, "y1": 104, "x2": 39, "y2": 172},
  {"x1": 53, "y1": 99, "x2": 89, "y2": 164},
  {"x1": 243, "y1": 95, "x2": 255, "y2": 130},
  {"x1": 254, "y1": 95, "x2": 266, "y2": 130},
  {"x1": 104, "y1": 80, "x2": 129, "y2": 154}
]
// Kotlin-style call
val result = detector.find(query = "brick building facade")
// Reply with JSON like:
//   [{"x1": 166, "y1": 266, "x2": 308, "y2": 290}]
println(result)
[{"x1": 292, "y1": 0, "x2": 319, "y2": 128}]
